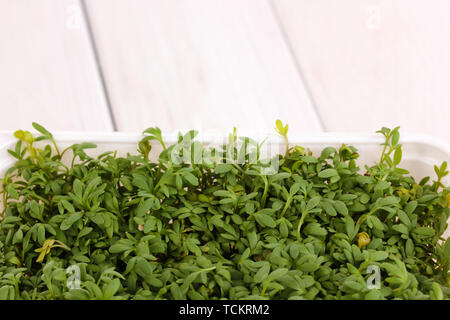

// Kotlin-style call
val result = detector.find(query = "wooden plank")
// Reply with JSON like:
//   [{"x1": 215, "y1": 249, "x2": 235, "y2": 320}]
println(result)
[
  {"x1": 84, "y1": 0, "x2": 323, "y2": 135},
  {"x1": 0, "y1": 0, "x2": 113, "y2": 132},
  {"x1": 273, "y1": 0, "x2": 450, "y2": 142}
]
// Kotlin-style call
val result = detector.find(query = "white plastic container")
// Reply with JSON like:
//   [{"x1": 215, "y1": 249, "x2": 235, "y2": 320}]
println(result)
[{"x1": 0, "y1": 130, "x2": 449, "y2": 238}]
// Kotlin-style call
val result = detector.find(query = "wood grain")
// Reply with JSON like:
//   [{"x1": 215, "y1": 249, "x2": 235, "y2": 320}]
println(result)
[
  {"x1": 273, "y1": 0, "x2": 450, "y2": 142},
  {"x1": 0, "y1": 0, "x2": 113, "y2": 132},
  {"x1": 84, "y1": 0, "x2": 323, "y2": 135}
]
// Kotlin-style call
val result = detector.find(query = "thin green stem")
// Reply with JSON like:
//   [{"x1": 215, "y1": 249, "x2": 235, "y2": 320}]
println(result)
[
  {"x1": 280, "y1": 196, "x2": 292, "y2": 218},
  {"x1": 283, "y1": 135, "x2": 289, "y2": 158},
  {"x1": 160, "y1": 140, "x2": 167, "y2": 150},
  {"x1": 297, "y1": 210, "x2": 308, "y2": 242},
  {"x1": 379, "y1": 131, "x2": 392, "y2": 164},
  {"x1": 435, "y1": 176, "x2": 442, "y2": 192},
  {"x1": 202, "y1": 266, "x2": 217, "y2": 272},
  {"x1": 260, "y1": 176, "x2": 269, "y2": 208},
  {"x1": 51, "y1": 139, "x2": 61, "y2": 158},
  {"x1": 59, "y1": 146, "x2": 72, "y2": 159},
  {"x1": 1, "y1": 190, "x2": 7, "y2": 214},
  {"x1": 379, "y1": 144, "x2": 388, "y2": 164},
  {"x1": 261, "y1": 283, "x2": 268, "y2": 296}
]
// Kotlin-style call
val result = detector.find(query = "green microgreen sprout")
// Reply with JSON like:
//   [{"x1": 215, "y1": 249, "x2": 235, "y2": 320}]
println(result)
[
  {"x1": 275, "y1": 119, "x2": 289, "y2": 157},
  {"x1": 434, "y1": 161, "x2": 449, "y2": 191},
  {"x1": 377, "y1": 126, "x2": 401, "y2": 166},
  {"x1": 142, "y1": 127, "x2": 166, "y2": 150},
  {"x1": 35, "y1": 239, "x2": 71, "y2": 263}
]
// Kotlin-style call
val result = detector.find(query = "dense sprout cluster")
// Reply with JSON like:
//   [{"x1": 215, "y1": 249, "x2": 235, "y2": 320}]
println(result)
[{"x1": 0, "y1": 122, "x2": 449, "y2": 300}]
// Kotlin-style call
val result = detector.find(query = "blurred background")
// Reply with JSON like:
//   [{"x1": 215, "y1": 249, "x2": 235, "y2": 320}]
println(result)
[{"x1": 0, "y1": 0, "x2": 449, "y2": 142}]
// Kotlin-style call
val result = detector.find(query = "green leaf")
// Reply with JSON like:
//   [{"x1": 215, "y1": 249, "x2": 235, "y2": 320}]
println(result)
[
  {"x1": 29, "y1": 200, "x2": 43, "y2": 221},
  {"x1": 73, "y1": 179, "x2": 84, "y2": 199},
  {"x1": 37, "y1": 224, "x2": 46, "y2": 244},
  {"x1": 289, "y1": 183, "x2": 301, "y2": 196},
  {"x1": 103, "y1": 279, "x2": 121, "y2": 299},
  {"x1": 334, "y1": 201, "x2": 348, "y2": 216},
  {"x1": 32, "y1": 122, "x2": 52, "y2": 137},
  {"x1": 391, "y1": 129, "x2": 400, "y2": 146},
  {"x1": 306, "y1": 196, "x2": 321, "y2": 211},
  {"x1": 110, "y1": 240, "x2": 134, "y2": 253},
  {"x1": 320, "y1": 147, "x2": 337, "y2": 159},
  {"x1": 413, "y1": 227, "x2": 435, "y2": 237},
  {"x1": 254, "y1": 263, "x2": 270, "y2": 283},
  {"x1": 61, "y1": 200, "x2": 75, "y2": 213},
  {"x1": 301, "y1": 156, "x2": 318, "y2": 164},
  {"x1": 65, "y1": 289, "x2": 90, "y2": 300},
  {"x1": 276, "y1": 120, "x2": 284, "y2": 133},
  {"x1": 376, "y1": 196, "x2": 399, "y2": 207},
  {"x1": 170, "y1": 284, "x2": 184, "y2": 300},
  {"x1": 215, "y1": 164, "x2": 233, "y2": 174},
  {"x1": 440, "y1": 161, "x2": 448, "y2": 175},
  {"x1": 60, "y1": 212, "x2": 83, "y2": 231},
  {"x1": 255, "y1": 213, "x2": 276, "y2": 228},
  {"x1": 6, "y1": 184, "x2": 19, "y2": 199},
  {"x1": 299, "y1": 262, "x2": 320, "y2": 273},
  {"x1": 12, "y1": 229, "x2": 23, "y2": 244},
  {"x1": 318, "y1": 168, "x2": 338, "y2": 178},
  {"x1": 397, "y1": 210, "x2": 411, "y2": 227},
  {"x1": 367, "y1": 215, "x2": 384, "y2": 231},
  {"x1": 405, "y1": 238, "x2": 414, "y2": 257},
  {"x1": 267, "y1": 268, "x2": 288, "y2": 282},
  {"x1": 369, "y1": 251, "x2": 389, "y2": 261},
  {"x1": 182, "y1": 172, "x2": 199, "y2": 186},
  {"x1": 392, "y1": 224, "x2": 409, "y2": 235},
  {"x1": 431, "y1": 282, "x2": 443, "y2": 300},
  {"x1": 443, "y1": 238, "x2": 450, "y2": 258},
  {"x1": 248, "y1": 232, "x2": 258, "y2": 250},
  {"x1": 393, "y1": 148, "x2": 402, "y2": 166},
  {"x1": 322, "y1": 201, "x2": 337, "y2": 216},
  {"x1": 404, "y1": 201, "x2": 417, "y2": 215},
  {"x1": 136, "y1": 198, "x2": 154, "y2": 216},
  {"x1": 304, "y1": 223, "x2": 327, "y2": 237},
  {"x1": 0, "y1": 286, "x2": 15, "y2": 300},
  {"x1": 78, "y1": 227, "x2": 93, "y2": 239},
  {"x1": 344, "y1": 216, "x2": 355, "y2": 237}
]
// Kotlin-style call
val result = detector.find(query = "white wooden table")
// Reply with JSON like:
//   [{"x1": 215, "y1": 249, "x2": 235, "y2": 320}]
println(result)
[{"x1": 0, "y1": 0, "x2": 448, "y2": 143}]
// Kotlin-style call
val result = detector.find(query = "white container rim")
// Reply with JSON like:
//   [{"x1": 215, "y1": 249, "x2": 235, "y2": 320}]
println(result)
[{"x1": 1, "y1": 130, "x2": 449, "y2": 154}]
